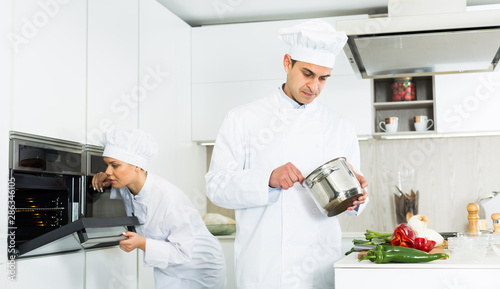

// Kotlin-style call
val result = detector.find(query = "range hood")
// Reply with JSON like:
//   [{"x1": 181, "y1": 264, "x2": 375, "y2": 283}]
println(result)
[{"x1": 337, "y1": 0, "x2": 500, "y2": 79}]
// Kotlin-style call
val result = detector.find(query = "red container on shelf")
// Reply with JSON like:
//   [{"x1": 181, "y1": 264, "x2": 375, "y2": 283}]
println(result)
[{"x1": 392, "y1": 77, "x2": 416, "y2": 101}]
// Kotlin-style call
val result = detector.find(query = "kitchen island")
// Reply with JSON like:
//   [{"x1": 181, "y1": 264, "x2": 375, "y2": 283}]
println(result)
[{"x1": 334, "y1": 251, "x2": 500, "y2": 289}]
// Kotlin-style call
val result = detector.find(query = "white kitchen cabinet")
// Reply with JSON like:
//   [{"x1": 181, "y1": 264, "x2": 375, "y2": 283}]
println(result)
[
  {"x1": 372, "y1": 76, "x2": 436, "y2": 137},
  {"x1": 85, "y1": 247, "x2": 137, "y2": 289},
  {"x1": 86, "y1": 0, "x2": 139, "y2": 145},
  {"x1": 137, "y1": 250, "x2": 155, "y2": 289},
  {"x1": 191, "y1": 75, "x2": 371, "y2": 142},
  {"x1": 191, "y1": 15, "x2": 365, "y2": 85},
  {"x1": 11, "y1": 0, "x2": 87, "y2": 143},
  {"x1": 335, "y1": 252, "x2": 500, "y2": 289},
  {"x1": 137, "y1": 0, "x2": 206, "y2": 208},
  {"x1": 137, "y1": 0, "x2": 191, "y2": 181},
  {"x1": 319, "y1": 74, "x2": 372, "y2": 137},
  {"x1": 191, "y1": 21, "x2": 288, "y2": 85},
  {"x1": 191, "y1": 15, "x2": 368, "y2": 142},
  {"x1": 219, "y1": 237, "x2": 236, "y2": 289},
  {"x1": 435, "y1": 72, "x2": 500, "y2": 134},
  {"x1": 192, "y1": 79, "x2": 281, "y2": 142},
  {"x1": 8, "y1": 252, "x2": 85, "y2": 289}
]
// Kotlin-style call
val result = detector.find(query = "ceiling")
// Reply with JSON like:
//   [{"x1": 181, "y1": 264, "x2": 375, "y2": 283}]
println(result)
[{"x1": 156, "y1": 0, "x2": 500, "y2": 27}]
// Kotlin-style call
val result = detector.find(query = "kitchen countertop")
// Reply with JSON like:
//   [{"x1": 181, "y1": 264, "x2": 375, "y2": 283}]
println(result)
[
  {"x1": 335, "y1": 250, "x2": 500, "y2": 269},
  {"x1": 334, "y1": 251, "x2": 500, "y2": 289}
]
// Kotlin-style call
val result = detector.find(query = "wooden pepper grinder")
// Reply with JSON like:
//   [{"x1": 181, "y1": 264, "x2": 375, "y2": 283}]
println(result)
[
  {"x1": 492, "y1": 213, "x2": 500, "y2": 234},
  {"x1": 467, "y1": 203, "x2": 480, "y2": 233}
]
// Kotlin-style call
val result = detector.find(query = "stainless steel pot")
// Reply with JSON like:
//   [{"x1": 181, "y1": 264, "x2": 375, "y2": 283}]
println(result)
[{"x1": 304, "y1": 157, "x2": 363, "y2": 217}]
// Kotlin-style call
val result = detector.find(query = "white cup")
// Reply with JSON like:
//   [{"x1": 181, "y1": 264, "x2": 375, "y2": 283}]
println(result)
[
  {"x1": 379, "y1": 117, "x2": 398, "y2": 133},
  {"x1": 414, "y1": 115, "x2": 433, "y2": 131}
]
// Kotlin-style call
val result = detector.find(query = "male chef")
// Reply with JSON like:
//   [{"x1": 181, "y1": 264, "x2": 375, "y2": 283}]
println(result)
[{"x1": 205, "y1": 19, "x2": 369, "y2": 289}]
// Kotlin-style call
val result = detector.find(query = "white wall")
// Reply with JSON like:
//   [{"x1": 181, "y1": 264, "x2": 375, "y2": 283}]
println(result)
[{"x1": 339, "y1": 135, "x2": 500, "y2": 233}]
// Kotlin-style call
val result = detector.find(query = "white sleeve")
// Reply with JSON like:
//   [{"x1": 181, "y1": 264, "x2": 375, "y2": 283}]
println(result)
[
  {"x1": 205, "y1": 111, "x2": 278, "y2": 210},
  {"x1": 142, "y1": 204, "x2": 194, "y2": 269},
  {"x1": 343, "y1": 123, "x2": 369, "y2": 216}
]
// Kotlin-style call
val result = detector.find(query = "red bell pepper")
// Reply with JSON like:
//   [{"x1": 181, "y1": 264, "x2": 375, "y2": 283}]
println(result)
[
  {"x1": 391, "y1": 223, "x2": 417, "y2": 248},
  {"x1": 414, "y1": 237, "x2": 436, "y2": 252}
]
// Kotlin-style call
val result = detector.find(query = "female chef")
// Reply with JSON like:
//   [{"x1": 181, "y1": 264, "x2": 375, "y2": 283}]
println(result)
[{"x1": 92, "y1": 128, "x2": 225, "y2": 289}]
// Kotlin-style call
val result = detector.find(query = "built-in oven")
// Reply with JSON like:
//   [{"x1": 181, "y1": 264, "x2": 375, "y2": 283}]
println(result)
[
  {"x1": 9, "y1": 131, "x2": 84, "y2": 247},
  {"x1": 9, "y1": 132, "x2": 138, "y2": 258},
  {"x1": 83, "y1": 144, "x2": 127, "y2": 218}
]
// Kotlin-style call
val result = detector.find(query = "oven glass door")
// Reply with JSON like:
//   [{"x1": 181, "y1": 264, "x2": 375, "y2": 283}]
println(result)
[
  {"x1": 12, "y1": 172, "x2": 82, "y2": 246},
  {"x1": 11, "y1": 137, "x2": 84, "y2": 175},
  {"x1": 84, "y1": 150, "x2": 127, "y2": 218}
]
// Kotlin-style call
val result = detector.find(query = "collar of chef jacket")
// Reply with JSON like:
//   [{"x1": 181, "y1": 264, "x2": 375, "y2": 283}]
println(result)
[
  {"x1": 279, "y1": 84, "x2": 307, "y2": 109},
  {"x1": 133, "y1": 173, "x2": 152, "y2": 203},
  {"x1": 108, "y1": 173, "x2": 153, "y2": 202}
]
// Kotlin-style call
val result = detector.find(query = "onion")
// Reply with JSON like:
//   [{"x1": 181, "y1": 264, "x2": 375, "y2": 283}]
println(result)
[
  {"x1": 408, "y1": 215, "x2": 428, "y2": 236},
  {"x1": 408, "y1": 214, "x2": 444, "y2": 246},
  {"x1": 421, "y1": 228, "x2": 444, "y2": 246}
]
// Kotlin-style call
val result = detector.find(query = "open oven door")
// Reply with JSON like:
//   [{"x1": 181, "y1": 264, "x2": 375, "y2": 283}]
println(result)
[{"x1": 14, "y1": 216, "x2": 140, "y2": 258}]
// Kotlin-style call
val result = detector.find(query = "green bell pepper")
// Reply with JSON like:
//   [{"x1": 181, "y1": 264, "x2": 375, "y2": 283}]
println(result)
[{"x1": 360, "y1": 245, "x2": 448, "y2": 264}]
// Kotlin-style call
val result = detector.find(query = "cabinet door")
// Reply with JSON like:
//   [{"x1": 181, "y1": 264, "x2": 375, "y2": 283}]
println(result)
[
  {"x1": 11, "y1": 1, "x2": 87, "y2": 143},
  {"x1": 191, "y1": 21, "x2": 289, "y2": 84},
  {"x1": 9, "y1": 252, "x2": 85, "y2": 289},
  {"x1": 137, "y1": 0, "x2": 207, "y2": 208},
  {"x1": 435, "y1": 72, "x2": 500, "y2": 134},
  {"x1": 87, "y1": 0, "x2": 139, "y2": 145},
  {"x1": 191, "y1": 16, "x2": 364, "y2": 142},
  {"x1": 137, "y1": 250, "x2": 155, "y2": 289},
  {"x1": 85, "y1": 247, "x2": 137, "y2": 289},
  {"x1": 319, "y1": 75, "x2": 372, "y2": 137},
  {"x1": 191, "y1": 16, "x2": 356, "y2": 85},
  {"x1": 219, "y1": 238, "x2": 236, "y2": 289},
  {"x1": 191, "y1": 76, "x2": 371, "y2": 142},
  {"x1": 192, "y1": 79, "x2": 280, "y2": 142}
]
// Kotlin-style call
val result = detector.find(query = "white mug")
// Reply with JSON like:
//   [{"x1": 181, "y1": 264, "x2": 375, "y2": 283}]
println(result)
[
  {"x1": 379, "y1": 117, "x2": 398, "y2": 133},
  {"x1": 414, "y1": 115, "x2": 433, "y2": 131}
]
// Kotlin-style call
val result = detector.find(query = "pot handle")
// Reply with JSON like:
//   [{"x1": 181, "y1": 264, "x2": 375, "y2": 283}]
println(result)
[{"x1": 307, "y1": 167, "x2": 339, "y2": 188}]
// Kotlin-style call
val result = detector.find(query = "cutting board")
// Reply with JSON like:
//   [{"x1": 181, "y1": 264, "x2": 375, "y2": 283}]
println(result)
[{"x1": 358, "y1": 247, "x2": 446, "y2": 260}]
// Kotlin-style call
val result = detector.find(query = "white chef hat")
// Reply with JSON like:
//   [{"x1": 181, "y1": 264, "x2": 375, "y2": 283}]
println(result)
[
  {"x1": 100, "y1": 128, "x2": 158, "y2": 171},
  {"x1": 278, "y1": 19, "x2": 347, "y2": 69}
]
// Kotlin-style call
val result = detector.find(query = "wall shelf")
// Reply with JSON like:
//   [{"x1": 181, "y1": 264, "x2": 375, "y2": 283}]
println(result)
[
  {"x1": 373, "y1": 100, "x2": 434, "y2": 110},
  {"x1": 373, "y1": 76, "x2": 436, "y2": 136}
]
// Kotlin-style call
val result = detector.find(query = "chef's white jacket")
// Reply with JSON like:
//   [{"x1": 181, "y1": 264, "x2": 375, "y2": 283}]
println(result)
[
  {"x1": 111, "y1": 173, "x2": 226, "y2": 289},
  {"x1": 206, "y1": 87, "x2": 368, "y2": 289}
]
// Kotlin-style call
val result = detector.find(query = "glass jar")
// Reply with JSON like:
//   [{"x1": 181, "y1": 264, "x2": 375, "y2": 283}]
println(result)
[{"x1": 392, "y1": 77, "x2": 416, "y2": 101}]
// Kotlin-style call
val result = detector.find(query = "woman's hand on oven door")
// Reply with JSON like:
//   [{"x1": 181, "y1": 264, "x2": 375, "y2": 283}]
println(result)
[
  {"x1": 119, "y1": 231, "x2": 146, "y2": 252},
  {"x1": 92, "y1": 172, "x2": 111, "y2": 192}
]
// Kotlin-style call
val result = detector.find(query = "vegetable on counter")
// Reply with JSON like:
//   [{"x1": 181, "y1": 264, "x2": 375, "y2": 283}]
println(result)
[
  {"x1": 414, "y1": 237, "x2": 436, "y2": 252},
  {"x1": 390, "y1": 223, "x2": 417, "y2": 248},
  {"x1": 407, "y1": 215, "x2": 445, "y2": 247},
  {"x1": 365, "y1": 230, "x2": 393, "y2": 242},
  {"x1": 360, "y1": 245, "x2": 449, "y2": 264},
  {"x1": 344, "y1": 230, "x2": 393, "y2": 256},
  {"x1": 344, "y1": 219, "x2": 444, "y2": 256}
]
